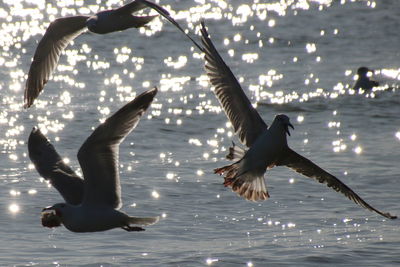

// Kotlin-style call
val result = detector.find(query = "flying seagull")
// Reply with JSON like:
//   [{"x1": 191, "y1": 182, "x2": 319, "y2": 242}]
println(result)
[
  {"x1": 28, "y1": 88, "x2": 160, "y2": 232},
  {"x1": 24, "y1": 0, "x2": 201, "y2": 108},
  {"x1": 200, "y1": 21, "x2": 396, "y2": 220},
  {"x1": 352, "y1": 66, "x2": 379, "y2": 91}
]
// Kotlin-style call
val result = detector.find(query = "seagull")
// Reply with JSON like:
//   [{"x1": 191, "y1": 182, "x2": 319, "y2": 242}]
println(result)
[
  {"x1": 28, "y1": 88, "x2": 160, "y2": 232},
  {"x1": 24, "y1": 0, "x2": 202, "y2": 108},
  {"x1": 353, "y1": 67, "x2": 379, "y2": 91},
  {"x1": 200, "y1": 21, "x2": 396, "y2": 220}
]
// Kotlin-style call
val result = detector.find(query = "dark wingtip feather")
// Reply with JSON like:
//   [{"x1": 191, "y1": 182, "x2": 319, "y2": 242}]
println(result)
[{"x1": 386, "y1": 213, "x2": 397, "y2": 219}]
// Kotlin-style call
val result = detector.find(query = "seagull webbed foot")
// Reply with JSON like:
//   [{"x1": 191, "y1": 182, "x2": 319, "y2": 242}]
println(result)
[{"x1": 122, "y1": 225, "x2": 145, "y2": 232}]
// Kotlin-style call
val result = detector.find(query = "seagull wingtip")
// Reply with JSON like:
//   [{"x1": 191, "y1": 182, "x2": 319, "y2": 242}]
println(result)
[
  {"x1": 23, "y1": 99, "x2": 32, "y2": 109},
  {"x1": 151, "y1": 86, "x2": 158, "y2": 93},
  {"x1": 30, "y1": 126, "x2": 41, "y2": 135}
]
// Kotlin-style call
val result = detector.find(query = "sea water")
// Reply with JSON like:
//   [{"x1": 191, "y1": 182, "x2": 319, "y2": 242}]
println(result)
[{"x1": 0, "y1": 0, "x2": 399, "y2": 266}]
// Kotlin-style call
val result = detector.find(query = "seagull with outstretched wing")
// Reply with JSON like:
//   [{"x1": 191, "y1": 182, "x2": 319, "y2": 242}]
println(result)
[
  {"x1": 29, "y1": 88, "x2": 160, "y2": 232},
  {"x1": 24, "y1": 0, "x2": 202, "y2": 108},
  {"x1": 200, "y1": 21, "x2": 396, "y2": 220}
]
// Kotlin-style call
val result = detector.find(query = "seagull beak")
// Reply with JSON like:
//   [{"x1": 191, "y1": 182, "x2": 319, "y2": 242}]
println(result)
[
  {"x1": 286, "y1": 123, "x2": 294, "y2": 136},
  {"x1": 42, "y1": 206, "x2": 54, "y2": 212},
  {"x1": 41, "y1": 206, "x2": 62, "y2": 228},
  {"x1": 42, "y1": 206, "x2": 53, "y2": 212},
  {"x1": 42, "y1": 206, "x2": 62, "y2": 217}
]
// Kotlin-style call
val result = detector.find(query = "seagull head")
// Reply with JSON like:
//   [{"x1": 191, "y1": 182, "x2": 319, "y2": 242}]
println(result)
[
  {"x1": 86, "y1": 16, "x2": 98, "y2": 31},
  {"x1": 41, "y1": 203, "x2": 69, "y2": 228},
  {"x1": 275, "y1": 114, "x2": 294, "y2": 136},
  {"x1": 357, "y1": 67, "x2": 374, "y2": 77}
]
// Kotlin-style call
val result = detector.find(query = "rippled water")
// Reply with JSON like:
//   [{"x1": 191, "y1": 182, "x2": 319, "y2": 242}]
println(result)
[{"x1": 1, "y1": 0, "x2": 399, "y2": 266}]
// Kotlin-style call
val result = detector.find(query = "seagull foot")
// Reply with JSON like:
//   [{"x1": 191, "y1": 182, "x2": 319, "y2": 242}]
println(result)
[
  {"x1": 223, "y1": 177, "x2": 235, "y2": 187},
  {"x1": 122, "y1": 226, "x2": 145, "y2": 232}
]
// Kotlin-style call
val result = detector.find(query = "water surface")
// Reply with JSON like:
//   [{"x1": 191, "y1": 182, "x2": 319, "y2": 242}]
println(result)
[{"x1": 0, "y1": 0, "x2": 399, "y2": 266}]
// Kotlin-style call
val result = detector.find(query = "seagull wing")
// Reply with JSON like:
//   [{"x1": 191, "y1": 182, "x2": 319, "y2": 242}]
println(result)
[
  {"x1": 201, "y1": 21, "x2": 268, "y2": 147},
  {"x1": 115, "y1": 0, "x2": 203, "y2": 51},
  {"x1": 24, "y1": 16, "x2": 89, "y2": 108},
  {"x1": 28, "y1": 127, "x2": 84, "y2": 205},
  {"x1": 78, "y1": 88, "x2": 157, "y2": 209},
  {"x1": 113, "y1": 0, "x2": 149, "y2": 14},
  {"x1": 278, "y1": 148, "x2": 396, "y2": 219}
]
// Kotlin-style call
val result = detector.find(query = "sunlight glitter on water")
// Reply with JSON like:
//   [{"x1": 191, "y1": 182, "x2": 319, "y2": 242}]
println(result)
[
  {"x1": 160, "y1": 75, "x2": 191, "y2": 92},
  {"x1": 380, "y1": 68, "x2": 400, "y2": 80},
  {"x1": 206, "y1": 258, "x2": 219, "y2": 265},
  {"x1": 28, "y1": 189, "x2": 37, "y2": 195},
  {"x1": 396, "y1": 132, "x2": 400, "y2": 141},
  {"x1": 241, "y1": 53, "x2": 258, "y2": 64},
  {"x1": 9, "y1": 189, "x2": 20, "y2": 196},
  {"x1": 352, "y1": 145, "x2": 362, "y2": 154},
  {"x1": 332, "y1": 139, "x2": 347, "y2": 153},
  {"x1": 164, "y1": 55, "x2": 188, "y2": 69},
  {"x1": 165, "y1": 172, "x2": 175, "y2": 180},
  {"x1": 151, "y1": 190, "x2": 160, "y2": 199},
  {"x1": 8, "y1": 203, "x2": 20, "y2": 214},
  {"x1": 0, "y1": 0, "x2": 399, "y2": 265}
]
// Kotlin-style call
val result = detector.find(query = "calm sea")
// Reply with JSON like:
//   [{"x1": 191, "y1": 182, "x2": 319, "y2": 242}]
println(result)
[{"x1": 0, "y1": 0, "x2": 399, "y2": 266}]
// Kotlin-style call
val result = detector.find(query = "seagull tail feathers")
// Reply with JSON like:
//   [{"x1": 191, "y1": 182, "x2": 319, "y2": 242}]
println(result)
[
  {"x1": 129, "y1": 216, "x2": 160, "y2": 226},
  {"x1": 226, "y1": 142, "x2": 246, "y2": 161},
  {"x1": 215, "y1": 163, "x2": 269, "y2": 201}
]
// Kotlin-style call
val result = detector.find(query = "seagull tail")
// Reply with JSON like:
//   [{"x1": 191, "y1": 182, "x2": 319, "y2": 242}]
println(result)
[
  {"x1": 215, "y1": 163, "x2": 269, "y2": 201},
  {"x1": 226, "y1": 142, "x2": 246, "y2": 161},
  {"x1": 129, "y1": 216, "x2": 160, "y2": 226}
]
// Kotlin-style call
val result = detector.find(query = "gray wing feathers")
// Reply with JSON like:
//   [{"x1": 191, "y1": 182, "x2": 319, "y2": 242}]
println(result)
[
  {"x1": 28, "y1": 128, "x2": 84, "y2": 205},
  {"x1": 200, "y1": 22, "x2": 268, "y2": 147},
  {"x1": 77, "y1": 88, "x2": 157, "y2": 209},
  {"x1": 114, "y1": 0, "x2": 148, "y2": 14},
  {"x1": 24, "y1": 16, "x2": 89, "y2": 108},
  {"x1": 279, "y1": 149, "x2": 396, "y2": 219}
]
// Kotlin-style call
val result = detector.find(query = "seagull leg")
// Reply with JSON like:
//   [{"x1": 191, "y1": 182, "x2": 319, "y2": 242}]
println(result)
[{"x1": 122, "y1": 225, "x2": 145, "y2": 232}]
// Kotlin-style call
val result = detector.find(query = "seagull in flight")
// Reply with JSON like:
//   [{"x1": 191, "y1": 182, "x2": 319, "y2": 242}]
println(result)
[
  {"x1": 24, "y1": 0, "x2": 201, "y2": 108},
  {"x1": 352, "y1": 67, "x2": 380, "y2": 91},
  {"x1": 28, "y1": 88, "x2": 160, "y2": 232},
  {"x1": 200, "y1": 21, "x2": 396, "y2": 220}
]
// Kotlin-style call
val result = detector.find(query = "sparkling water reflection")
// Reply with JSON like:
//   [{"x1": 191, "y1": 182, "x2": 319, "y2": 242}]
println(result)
[{"x1": 1, "y1": 0, "x2": 400, "y2": 266}]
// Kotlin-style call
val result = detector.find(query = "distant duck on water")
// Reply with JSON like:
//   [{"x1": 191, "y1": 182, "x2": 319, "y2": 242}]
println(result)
[{"x1": 353, "y1": 67, "x2": 379, "y2": 91}]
